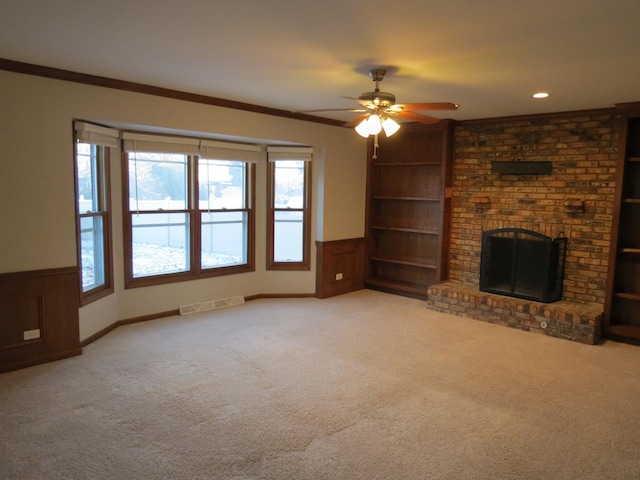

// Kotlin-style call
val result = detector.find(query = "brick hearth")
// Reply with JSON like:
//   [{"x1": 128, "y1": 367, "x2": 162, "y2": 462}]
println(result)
[{"x1": 427, "y1": 281, "x2": 602, "y2": 344}]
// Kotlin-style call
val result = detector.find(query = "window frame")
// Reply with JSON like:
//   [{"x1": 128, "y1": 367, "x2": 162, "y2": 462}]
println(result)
[
  {"x1": 266, "y1": 148, "x2": 312, "y2": 270},
  {"x1": 73, "y1": 140, "x2": 114, "y2": 305},
  {"x1": 121, "y1": 135, "x2": 256, "y2": 289},
  {"x1": 196, "y1": 157, "x2": 255, "y2": 274}
]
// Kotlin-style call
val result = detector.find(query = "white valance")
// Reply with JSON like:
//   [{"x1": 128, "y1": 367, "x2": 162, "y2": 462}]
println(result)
[
  {"x1": 74, "y1": 121, "x2": 120, "y2": 148},
  {"x1": 200, "y1": 139, "x2": 261, "y2": 163},
  {"x1": 121, "y1": 132, "x2": 200, "y2": 155},
  {"x1": 267, "y1": 146, "x2": 313, "y2": 162}
]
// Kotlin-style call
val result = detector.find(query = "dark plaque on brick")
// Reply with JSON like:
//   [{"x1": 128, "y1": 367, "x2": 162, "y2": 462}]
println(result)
[{"x1": 491, "y1": 161, "x2": 552, "y2": 175}]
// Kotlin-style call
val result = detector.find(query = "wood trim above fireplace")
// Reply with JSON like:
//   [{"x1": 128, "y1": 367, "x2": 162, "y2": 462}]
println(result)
[{"x1": 491, "y1": 161, "x2": 552, "y2": 175}]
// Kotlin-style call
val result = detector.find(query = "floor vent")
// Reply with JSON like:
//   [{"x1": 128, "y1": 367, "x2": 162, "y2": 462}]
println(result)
[{"x1": 179, "y1": 296, "x2": 245, "y2": 315}]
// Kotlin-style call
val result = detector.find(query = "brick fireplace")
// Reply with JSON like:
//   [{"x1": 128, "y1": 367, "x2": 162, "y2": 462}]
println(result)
[{"x1": 426, "y1": 109, "x2": 620, "y2": 344}]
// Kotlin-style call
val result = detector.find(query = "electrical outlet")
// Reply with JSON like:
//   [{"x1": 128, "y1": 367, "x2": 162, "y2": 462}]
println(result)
[
  {"x1": 23, "y1": 329, "x2": 41, "y2": 340},
  {"x1": 335, "y1": 273, "x2": 343, "y2": 280}
]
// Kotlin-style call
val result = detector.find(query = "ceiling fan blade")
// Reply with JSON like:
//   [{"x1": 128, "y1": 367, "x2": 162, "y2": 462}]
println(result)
[
  {"x1": 344, "y1": 113, "x2": 368, "y2": 128},
  {"x1": 394, "y1": 102, "x2": 459, "y2": 112},
  {"x1": 299, "y1": 108, "x2": 367, "y2": 113},
  {"x1": 396, "y1": 111, "x2": 442, "y2": 124}
]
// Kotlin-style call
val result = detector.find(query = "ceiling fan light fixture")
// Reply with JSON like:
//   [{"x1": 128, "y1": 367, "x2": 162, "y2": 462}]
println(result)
[
  {"x1": 355, "y1": 118, "x2": 371, "y2": 137},
  {"x1": 366, "y1": 114, "x2": 383, "y2": 135},
  {"x1": 382, "y1": 117, "x2": 400, "y2": 137},
  {"x1": 355, "y1": 113, "x2": 400, "y2": 138}
]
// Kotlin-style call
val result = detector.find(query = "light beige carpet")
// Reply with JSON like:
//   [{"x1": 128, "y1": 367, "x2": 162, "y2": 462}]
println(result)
[{"x1": 2, "y1": 289, "x2": 640, "y2": 479}]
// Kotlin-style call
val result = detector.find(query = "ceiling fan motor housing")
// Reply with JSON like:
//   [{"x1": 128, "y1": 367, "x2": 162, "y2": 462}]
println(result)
[
  {"x1": 358, "y1": 90, "x2": 396, "y2": 108},
  {"x1": 360, "y1": 68, "x2": 396, "y2": 108},
  {"x1": 369, "y1": 68, "x2": 388, "y2": 82}
]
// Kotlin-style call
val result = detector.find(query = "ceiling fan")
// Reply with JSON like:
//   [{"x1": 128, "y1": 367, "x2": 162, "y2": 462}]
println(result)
[{"x1": 303, "y1": 68, "x2": 458, "y2": 138}]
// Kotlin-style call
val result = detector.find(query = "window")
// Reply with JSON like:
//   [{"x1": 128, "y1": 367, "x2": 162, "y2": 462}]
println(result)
[
  {"x1": 198, "y1": 157, "x2": 250, "y2": 269},
  {"x1": 267, "y1": 146, "x2": 312, "y2": 270},
  {"x1": 74, "y1": 122, "x2": 117, "y2": 305},
  {"x1": 122, "y1": 133, "x2": 257, "y2": 288}
]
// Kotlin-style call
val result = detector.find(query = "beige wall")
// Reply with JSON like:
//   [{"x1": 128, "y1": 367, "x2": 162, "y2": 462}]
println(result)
[{"x1": 0, "y1": 70, "x2": 366, "y2": 340}]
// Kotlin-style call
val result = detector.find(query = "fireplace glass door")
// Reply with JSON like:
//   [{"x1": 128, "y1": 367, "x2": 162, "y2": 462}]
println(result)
[{"x1": 480, "y1": 228, "x2": 566, "y2": 303}]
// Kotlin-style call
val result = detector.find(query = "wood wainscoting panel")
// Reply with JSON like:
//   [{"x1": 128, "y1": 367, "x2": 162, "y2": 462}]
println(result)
[
  {"x1": 0, "y1": 267, "x2": 81, "y2": 373},
  {"x1": 0, "y1": 293, "x2": 43, "y2": 350},
  {"x1": 315, "y1": 238, "x2": 365, "y2": 299}
]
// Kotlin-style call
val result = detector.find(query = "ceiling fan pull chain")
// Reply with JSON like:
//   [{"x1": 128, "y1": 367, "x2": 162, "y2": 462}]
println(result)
[{"x1": 372, "y1": 134, "x2": 379, "y2": 160}]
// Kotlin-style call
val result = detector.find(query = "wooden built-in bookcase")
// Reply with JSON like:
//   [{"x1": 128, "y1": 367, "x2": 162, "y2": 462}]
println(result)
[
  {"x1": 605, "y1": 106, "x2": 640, "y2": 344},
  {"x1": 364, "y1": 121, "x2": 454, "y2": 299}
]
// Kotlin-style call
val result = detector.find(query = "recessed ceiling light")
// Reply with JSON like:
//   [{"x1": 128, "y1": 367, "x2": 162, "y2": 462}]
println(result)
[{"x1": 533, "y1": 92, "x2": 550, "y2": 99}]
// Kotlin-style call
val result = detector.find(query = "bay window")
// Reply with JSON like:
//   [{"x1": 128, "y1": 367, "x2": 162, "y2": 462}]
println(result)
[
  {"x1": 74, "y1": 122, "x2": 117, "y2": 304},
  {"x1": 267, "y1": 146, "x2": 312, "y2": 270},
  {"x1": 122, "y1": 133, "x2": 257, "y2": 288}
]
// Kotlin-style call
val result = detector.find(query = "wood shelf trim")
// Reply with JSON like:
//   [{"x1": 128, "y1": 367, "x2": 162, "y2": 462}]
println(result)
[
  {"x1": 627, "y1": 157, "x2": 640, "y2": 162},
  {"x1": 370, "y1": 256, "x2": 438, "y2": 269},
  {"x1": 370, "y1": 225, "x2": 439, "y2": 235},
  {"x1": 623, "y1": 198, "x2": 640, "y2": 203},
  {"x1": 372, "y1": 196, "x2": 441, "y2": 202},
  {"x1": 372, "y1": 162, "x2": 442, "y2": 167},
  {"x1": 605, "y1": 324, "x2": 640, "y2": 344},
  {"x1": 364, "y1": 277, "x2": 428, "y2": 296},
  {"x1": 614, "y1": 292, "x2": 640, "y2": 301},
  {"x1": 620, "y1": 248, "x2": 640, "y2": 254}
]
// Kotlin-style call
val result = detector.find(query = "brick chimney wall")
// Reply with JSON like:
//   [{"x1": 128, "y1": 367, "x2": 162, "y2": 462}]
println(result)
[{"x1": 449, "y1": 110, "x2": 621, "y2": 305}]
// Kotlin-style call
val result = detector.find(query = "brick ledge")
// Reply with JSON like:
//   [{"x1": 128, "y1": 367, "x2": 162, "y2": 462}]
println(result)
[{"x1": 426, "y1": 281, "x2": 602, "y2": 345}]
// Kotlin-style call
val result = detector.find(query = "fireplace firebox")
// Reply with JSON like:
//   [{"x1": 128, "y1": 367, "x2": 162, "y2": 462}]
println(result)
[{"x1": 479, "y1": 228, "x2": 567, "y2": 303}]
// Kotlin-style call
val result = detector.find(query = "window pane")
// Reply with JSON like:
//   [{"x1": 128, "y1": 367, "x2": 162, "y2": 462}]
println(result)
[
  {"x1": 201, "y1": 211, "x2": 247, "y2": 268},
  {"x1": 274, "y1": 210, "x2": 303, "y2": 262},
  {"x1": 274, "y1": 161, "x2": 304, "y2": 208},
  {"x1": 128, "y1": 152, "x2": 187, "y2": 211},
  {"x1": 80, "y1": 215, "x2": 105, "y2": 291},
  {"x1": 76, "y1": 143, "x2": 99, "y2": 212},
  {"x1": 131, "y1": 213, "x2": 190, "y2": 277},
  {"x1": 198, "y1": 159, "x2": 246, "y2": 210}
]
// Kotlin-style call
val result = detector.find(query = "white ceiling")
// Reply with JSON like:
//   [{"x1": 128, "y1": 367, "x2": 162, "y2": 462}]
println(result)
[{"x1": 1, "y1": 0, "x2": 639, "y2": 124}]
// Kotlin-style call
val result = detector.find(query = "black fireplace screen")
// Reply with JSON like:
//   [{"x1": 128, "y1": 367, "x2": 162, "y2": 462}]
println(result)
[{"x1": 479, "y1": 228, "x2": 567, "y2": 303}]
